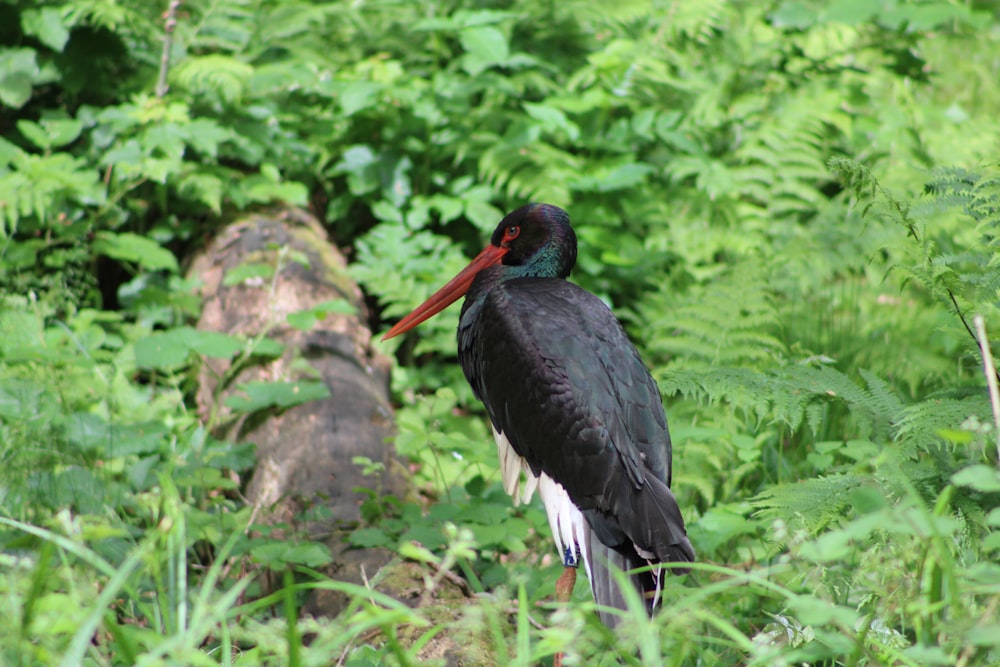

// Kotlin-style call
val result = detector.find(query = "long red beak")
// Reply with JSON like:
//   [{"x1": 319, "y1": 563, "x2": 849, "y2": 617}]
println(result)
[{"x1": 382, "y1": 244, "x2": 508, "y2": 340}]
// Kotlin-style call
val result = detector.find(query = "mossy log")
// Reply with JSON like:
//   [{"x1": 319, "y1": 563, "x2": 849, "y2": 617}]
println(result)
[{"x1": 187, "y1": 209, "x2": 492, "y2": 665}]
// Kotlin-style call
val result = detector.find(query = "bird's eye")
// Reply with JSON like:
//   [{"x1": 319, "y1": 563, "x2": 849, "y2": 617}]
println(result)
[{"x1": 506, "y1": 225, "x2": 520, "y2": 240}]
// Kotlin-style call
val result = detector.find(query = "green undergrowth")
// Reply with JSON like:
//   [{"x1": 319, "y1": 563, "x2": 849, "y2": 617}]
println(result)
[{"x1": 2, "y1": 0, "x2": 1000, "y2": 664}]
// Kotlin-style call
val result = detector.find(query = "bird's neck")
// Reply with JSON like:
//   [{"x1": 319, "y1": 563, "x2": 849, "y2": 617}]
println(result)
[{"x1": 464, "y1": 260, "x2": 561, "y2": 306}]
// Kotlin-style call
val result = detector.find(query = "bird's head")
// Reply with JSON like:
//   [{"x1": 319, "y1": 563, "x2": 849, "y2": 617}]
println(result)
[
  {"x1": 489, "y1": 203, "x2": 577, "y2": 277},
  {"x1": 382, "y1": 203, "x2": 576, "y2": 340}
]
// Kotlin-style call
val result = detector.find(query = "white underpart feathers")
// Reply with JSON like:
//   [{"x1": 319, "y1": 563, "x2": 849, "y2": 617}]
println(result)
[{"x1": 492, "y1": 427, "x2": 591, "y2": 574}]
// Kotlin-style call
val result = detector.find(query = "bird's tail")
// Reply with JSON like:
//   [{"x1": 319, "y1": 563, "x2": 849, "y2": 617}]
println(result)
[
  {"x1": 582, "y1": 473, "x2": 695, "y2": 628},
  {"x1": 582, "y1": 527, "x2": 663, "y2": 629}
]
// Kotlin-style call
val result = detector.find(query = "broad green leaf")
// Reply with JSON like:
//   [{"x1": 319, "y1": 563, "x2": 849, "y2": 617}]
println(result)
[
  {"x1": 65, "y1": 413, "x2": 167, "y2": 456},
  {"x1": 134, "y1": 330, "x2": 192, "y2": 370},
  {"x1": 464, "y1": 198, "x2": 503, "y2": 232},
  {"x1": 951, "y1": 464, "x2": 1000, "y2": 492},
  {"x1": 398, "y1": 540, "x2": 439, "y2": 565},
  {"x1": 333, "y1": 145, "x2": 379, "y2": 194},
  {"x1": 569, "y1": 161, "x2": 654, "y2": 192},
  {"x1": 371, "y1": 199, "x2": 403, "y2": 224},
  {"x1": 17, "y1": 118, "x2": 82, "y2": 150},
  {"x1": 770, "y1": 1, "x2": 818, "y2": 28},
  {"x1": 250, "y1": 540, "x2": 332, "y2": 568},
  {"x1": 459, "y1": 26, "x2": 508, "y2": 74},
  {"x1": 0, "y1": 379, "x2": 43, "y2": 419},
  {"x1": 523, "y1": 103, "x2": 580, "y2": 141},
  {"x1": 222, "y1": 262, "x2": 275, "y2": 287},
  {"x1": 21, "y1": 8, "x2": 70, "y2": 52},
  {"x1": 340, "y1": 82, "x2": 382, "y2": 116},
  {"x1": 185, "y1": 330, "x2": 244, "y2": 359},
  {"x1": 0, "y1": 48, "x2": 39, "y2": 108},
  {"x1": 93, "y1": 232, "x2": 179, "y2": 272},
  {"x1": 820, "y1": 0, "x2": 877, "y2": 25},
  {"x1": 349, "y1": 528, "x2": 393, "y2": 548},
  {"x1": 250, "y1": 337, "x2": 285, "y2": 358},
  {"x1": 237, "y1": 175, "x2": 308, "y2": 206},
  {"x1": 224, "y1": 381, "x2": 330, "y2": 413},
  {"x1": 178, "y1": 172, "x2": 223, "y2": 214},
  {"x1": 286, "y1": 300, "x2": 355, "y2": 331}
]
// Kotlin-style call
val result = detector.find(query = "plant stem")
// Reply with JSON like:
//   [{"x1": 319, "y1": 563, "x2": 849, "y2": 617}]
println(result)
[
  {"x1": 973, "y1": 315, "x2": 1000, "y2": 463},
  {"x1": 156, "y1": 0, "x2": 182, "y2": 97}
]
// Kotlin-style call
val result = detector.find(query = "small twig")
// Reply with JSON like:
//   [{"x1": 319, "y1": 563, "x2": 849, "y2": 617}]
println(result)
[
  {"x1": 949, "y1": 290, "x2": 979, "y2": 349},
  {"x1": 973, "y1": 315, "x2": 1000, "y2": 463},
  {"x1": 950, "y1": 290, "x2": 1000, "y2": 385},
  {"x1": 156, "y1": 0, "x2": 182, "y2": 97}
]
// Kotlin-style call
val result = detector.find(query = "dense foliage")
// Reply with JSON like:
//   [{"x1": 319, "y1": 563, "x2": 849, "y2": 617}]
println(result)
[{"x1": 2, "y1": 0, "x2": 1000, "y2": 664}]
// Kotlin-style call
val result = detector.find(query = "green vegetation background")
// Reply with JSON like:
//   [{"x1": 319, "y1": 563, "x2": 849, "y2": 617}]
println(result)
[{"x1": 2, "y1": 0, "x2": 1000, "y2": 664}]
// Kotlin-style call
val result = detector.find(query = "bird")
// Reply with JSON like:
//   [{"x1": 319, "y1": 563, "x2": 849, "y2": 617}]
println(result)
[{"x1": 382, "y1": 203, "x2": 694, "y2": 635}]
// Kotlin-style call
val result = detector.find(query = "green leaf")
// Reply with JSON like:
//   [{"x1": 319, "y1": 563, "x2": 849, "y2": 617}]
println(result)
[
  {"x1": 0, "y1": 48, "x2": 39, "y2": 108},
  {"x1": 250, "y1": 337, "x2": 285, "y2": 358},
  {"x1": 820, "y1": 0, "x2": 877, "y2": 25},
  {"x1": 287, "y1": 300, "x2": 355, "y2": 331},
  {"x1": 281, "y1": 542, "x2": 333, "y2": 567},
  {"x1": 523, "y1": 103, "x2": 580, "y2": 141},
  {"x1": 186, "y1": 331, "x2": 244, "y2": 359},
  {"x1": 951, "y1": 465, "x2": 1000, "y2": 492},
  {"x1": 17, "y1": 118, "x2": 82, "y2": 150},
  {"x1": 459, "y1": 26, "x2": 508, "y2": 74},
  {"x1": 371, "y1": 200, "x2": 403, "y2": 224},
  {"x1": 463, "y1": 198, "x2": 503, "y2": 232},
  {"x1": 93, "y1": 232, "x2": 179, "y2": 272},
  {"x1": 333, "y1": 145, "x2": 379, "y2": 194},
  {"x1": 340, "y1": 82, "x2": 382, "y2": 116},
  {"x1": 770, "y1": 1, "x2": 818, "y2": 28},
  {"x1": 236, "y1": 175, "x2": 308, "y2": 206},
  {"x1": 224, "y1": 381, "x2": 330, "y2": 413},
  {"x1": 133, "y1": 330, "x2": 192, "y2": 370},
  {"x1": 690, "y1": 506, "x2": 757, "y2": 554},
  {"x1": 789, "y1": 594, "x2": 859, "y2": 627},
  {"x1": 569, "y1": 161, "x2": 654, "y2": 192},
  {"x1": 178, "y1": 172, "x2": 223, "y2": 214},
  {"x1": 398, "y1": 540, "x2": 439, "y2": 565},
  {"x1": 250, "y1": 540, "x2": 332, "y2": 568},
  {"x1": 65, "y1": 414, "x2": 167, "y2": 457},
  {"x1": 21, "y1": 8, "x2": 70, "y2": 52},
  {"x1": 172, "y1": 55, "x2": 254, "y2": 103},
  {"x1": 222, "y1": 262, "x2": 275, "y2": 287},
  {"x1": 349, "y1": 528, "x2": 393, "y2": 548}
]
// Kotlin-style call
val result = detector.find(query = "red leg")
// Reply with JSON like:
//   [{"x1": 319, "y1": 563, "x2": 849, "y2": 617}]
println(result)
[
  {"x1": 555, "y1": 566, "x2": 577, "y2": 602},
  {"x1": 553, "y1": 566, "x2": 577, "y2": 667}
]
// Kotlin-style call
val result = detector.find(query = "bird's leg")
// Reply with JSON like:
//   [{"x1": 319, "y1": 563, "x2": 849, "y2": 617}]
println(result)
[
  {"x1": 553, "y1": 566, "x2": 577, "y2": 667},
  {"x1": 555, "y1": 565, "x2": 576, "y2": 602}
]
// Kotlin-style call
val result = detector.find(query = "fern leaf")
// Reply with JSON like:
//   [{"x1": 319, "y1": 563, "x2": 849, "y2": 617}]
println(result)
[{"x1": 752, "y1": 473, "x2": 866, "y2": 533}]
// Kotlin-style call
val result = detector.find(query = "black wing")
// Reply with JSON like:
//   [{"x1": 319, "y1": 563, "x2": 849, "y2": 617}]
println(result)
[{"x1": 458, "y1": 277, "x2": 693, "y2": 565}]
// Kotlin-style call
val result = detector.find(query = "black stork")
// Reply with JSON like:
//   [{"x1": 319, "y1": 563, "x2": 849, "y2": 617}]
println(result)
[{"x1": 383, "y1": 203, "x2": 694, "y2": 632}]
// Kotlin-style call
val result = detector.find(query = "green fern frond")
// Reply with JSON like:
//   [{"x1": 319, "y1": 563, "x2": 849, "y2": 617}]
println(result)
[
  {"x1": 641, "y1": 262, "x2": 784, "y2": 368},
  {"x1": 478, "y1": 138, "x2": 579, "y2": 203},
  {"x1": 172, "y1": 56, "x2": 255, "y2": 103},
  {"x1": 659, "y1": 366, "x2": 785, "y2": 426},
  {"x1": 660, "y1": 362, "x2": 914, "y2": 440},
  {"x1": 925, "y1": 165, "x2": 1000, "y2": 229},
  {"x1": 752, "y1": 473, "x2": 866, "y2": 532},
  {"x1": 894, "y1": 395, "x2": 990, "y2": 454},
  {"x1": 858, "y1": 369, "x2": 905, "y2": 430},
  {"x1": 663, "y1": 0, "x2": 728, "y2": 43}
]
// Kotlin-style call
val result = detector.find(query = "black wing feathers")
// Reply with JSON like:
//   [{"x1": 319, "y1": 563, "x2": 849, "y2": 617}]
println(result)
[{"x1": 458, "y1": 277, "x2": 694, "y2": 566}]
